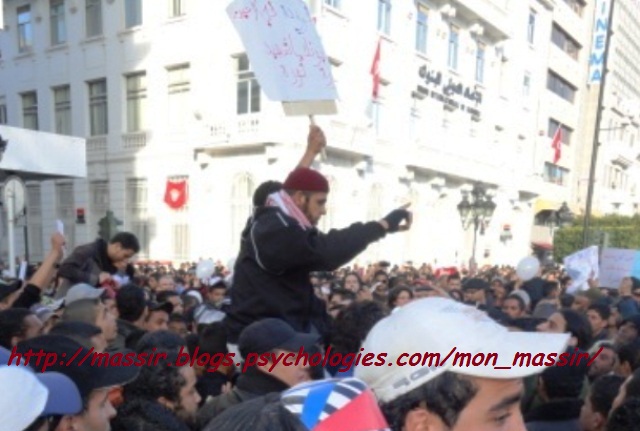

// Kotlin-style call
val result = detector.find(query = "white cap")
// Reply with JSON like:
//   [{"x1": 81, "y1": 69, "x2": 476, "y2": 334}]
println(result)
[
  {"x1": 65, "y1": 283, "x2": 105, "y2": 306},
  {"x1": 0, "y1": 366, "x2": 48, "y2": 431},
  {"x1": 354, "y1": 297, "x2": 570, "y2": 403}
]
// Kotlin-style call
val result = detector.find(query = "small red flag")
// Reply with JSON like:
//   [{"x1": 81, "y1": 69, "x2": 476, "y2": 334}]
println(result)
[
  {"x1": 551, "y1": 126, "x2": 562, "y2": 164},
  {"x1": 370, "y1": 39, "x2": 381, "y2": 100},
  {"x1": 164, "y1": 179, "x2": 188, "y2": 210}
]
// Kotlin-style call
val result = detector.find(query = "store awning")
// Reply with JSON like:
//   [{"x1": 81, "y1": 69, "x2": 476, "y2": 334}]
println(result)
[
  {"x1": 533, "y1": 198, "x2": 560, "y2": 214},
  {"x1": 0, "y1": 125, "x2": 86, "y2": 181}
]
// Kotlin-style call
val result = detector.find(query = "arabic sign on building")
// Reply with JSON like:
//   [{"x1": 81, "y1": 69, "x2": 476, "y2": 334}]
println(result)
[
  {"x1": 588, "y1": 0, "x2": 611, "y2": 83},
  {"x1": 416, "y1": 65, "x2": 483, "y2": 119}
]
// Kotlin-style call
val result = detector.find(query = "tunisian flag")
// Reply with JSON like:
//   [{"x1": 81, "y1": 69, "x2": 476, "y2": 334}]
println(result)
[
  {"x1": 551, "y1": 126, "x2": 562, "y2": 164},
  {"x1": 370, "y1": 38, "x2": 381, "y2": 100},
  {"x1": 164, "y1": 178, "x2": 188, "y2": 210}
]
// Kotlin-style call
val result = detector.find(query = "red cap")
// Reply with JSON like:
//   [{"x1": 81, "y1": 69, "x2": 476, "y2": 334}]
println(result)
[{"x1": 283, "y1": 167, "x2": 329, "y2": 193}]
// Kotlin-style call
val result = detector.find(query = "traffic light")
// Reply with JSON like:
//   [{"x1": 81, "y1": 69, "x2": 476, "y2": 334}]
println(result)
[{"x1": 98, "y1": 211, "x2": 122, "y2": 242}]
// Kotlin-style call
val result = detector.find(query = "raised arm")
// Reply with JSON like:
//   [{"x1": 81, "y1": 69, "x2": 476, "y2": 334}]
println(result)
[{"x1": 297, "y1": 125, "x2": 326, "y2": 168}]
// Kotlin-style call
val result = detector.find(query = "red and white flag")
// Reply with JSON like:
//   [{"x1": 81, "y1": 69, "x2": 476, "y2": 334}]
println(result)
[
  {"x1": 164, "y1": 178, "x2": 188, "y2": 210},
  {"x1": 551, "y1": 126, "x2": 562, "y2": 164},
  {"x1": 370, "y1": 39, "x2": 381, "y2": 100}
]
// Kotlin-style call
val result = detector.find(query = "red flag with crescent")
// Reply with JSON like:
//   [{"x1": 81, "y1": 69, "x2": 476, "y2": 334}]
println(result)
[{"x1": 164, "y1": 178, "x2": 188, "y2": 210}]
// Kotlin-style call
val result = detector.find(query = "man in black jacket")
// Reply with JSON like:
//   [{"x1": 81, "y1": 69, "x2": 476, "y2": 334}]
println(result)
[
  {"x1": 55, "y1": 231, "x2": 140, "y2": 298},
  {"x1": 224, "y1": 166, "x2": 412, "y2": 349}
]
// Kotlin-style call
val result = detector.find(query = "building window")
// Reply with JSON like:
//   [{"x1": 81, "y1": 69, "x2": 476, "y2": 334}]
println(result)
[
  {"x1": 26, "y1": 183, "x2": 44, "y2": 262},
  {"x1": 53, "y1": 85, "x2": 72, "y2": 135},
  {"x1": 0, "y1": 97, "x2": 7, "y2": 125},
  {"x1": 56, "y1": 182, "x2": 76, "y2": 247},
  {"x1": 324, "y1": 0, "x2": 341, "y2": 9},
  {"x1": 415, "y1": 3, "x2": 428, "y2": 54},
  {"x1": 171, "y1": 176, "x2": 190, "y2": 262},
  {"x1": 21, "y1": 92, "x2": 38, "y2": 130},
  {"x1": 88, "y1": 79, "x2": 108, "y2": 136},
  {"x1": 544, "y1": 162, "x2": 569, "y2": 185},
  {"x1": 561, "y1": 0, "x2": 584, "y2": 17},
  {"x1": 447, "y1": 26, "x2": 459, "y2": 70},
  {"x1": 17, "y1": 5, "x2": 33, "y2": 53},
  {"x1": 90, "y1": 181, "x2": 109, "y2": 240},
  {"x1": 377, "y1": 0, "x2": 391, "y2": 35},
  {"x1": 50, "y1": 0, "x2": 67, "y2": 45},
  {"x1": 169, "y1": 0, "x2": 185, "y2": 17},
  {"x1": 237, "y1": 55, "x2": 261, "y2": 115},
  {"x1": 547, "y1": 70, "x2": 576, "y2": 103},
  {"x1": 167, "y1": 64, "x2": 191, "y2": 133},
  {"x1": 548, "y1": 118, "x2": 573, "y2": 145},
  {"x1": 126, "y1": 72, "x2": 147, "y2": 133},
  {"x1": 551, "y1": 24, "x2": 580, "y2": 60},
  {"x1": 523, "y1": 72, "x2": 531, "y2": 98},
  {"x1": 475, "y1": 43, "x2": 485, "y2": 83},
  {"x1": 125, "y1": 0, "x2": 142, "y2": 28},
  {"x1": 527, "y1": 9, "x2": 536, "y2": 44},
  {"x1": 231, "y1": 173, "x2": 255, "y2": 248},
  {"x1": 126, "y1": 178, "x2": 150, "y2": 257},
  {"x1": 86, "y1": 0, "x2": 103, "y2": 37}
]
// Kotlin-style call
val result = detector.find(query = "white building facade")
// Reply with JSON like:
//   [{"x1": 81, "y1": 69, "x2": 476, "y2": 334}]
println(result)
[{"x1": 0, "y1": 0, "x2": 598, "y2": 266}]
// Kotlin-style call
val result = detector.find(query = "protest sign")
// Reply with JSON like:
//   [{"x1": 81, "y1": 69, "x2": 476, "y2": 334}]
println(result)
[
  {"x1": 598, "y1": 248, "x2": 640, "y2": 288},
  {"x1": 226, "y1": 0, "x2": 338, "y2": 116},
  {"x1": 563, "y1": 246, "x2": 598, "y2": 294}
]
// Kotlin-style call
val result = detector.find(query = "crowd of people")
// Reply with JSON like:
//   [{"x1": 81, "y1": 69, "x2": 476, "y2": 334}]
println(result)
[{"x1": 2, "y1": 126, "x2": 640, "y2": 431}]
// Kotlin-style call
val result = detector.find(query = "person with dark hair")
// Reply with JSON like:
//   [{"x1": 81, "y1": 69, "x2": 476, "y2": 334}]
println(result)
[
  {"x1": 606, "y1": 397, "x2": 640, "y2": 431},
  {"x1": 157, "y1": 291, "x2": 184, "y2": 315},
  {"x1": 56, "y1": 231, "x2": 140, "y2": 298},
  {"x1": 342, "y1": 271, "x2": 365, "y2": 294},
  {"x1": 537, "y1": 308, "x2": 593, "y2": 351},
  {"x1": 225, "y1": 161, "x2": 412, "y2": 350},
  {"x1": 135, "y1": 329, "x2": 186, "y2": 353},
  {"x1": 196, "y1": 322, "x2": 234, "y2": 404},
  {"x1": 587, "y1": 303, "x2": 612, "y2": 343},
  {"x1": 169, "y1": 313, "x2": 189, "y2": 338},
  {"x1": 355, "y1": 298, "x2": 570, "y2": 431},
  {"x1": 327, "y1": 287, "x2": 356, "y2": 318},
  {"x1": 327, "y1": 300, "x2": 387, "y2": 377},
  {"x1": 588, "y1": 341, "x2": 618, "y2": 383},
  {"x1": 579, "y1": 374, "x2": 625, "y2": 431},
  {"x1": 615, "y1": 314, "x2": 640, "y2": 346},
  {"x1": 524, "y1": 363, "x2": 588, "y2": 430},
  {"x1": 0, "y1": 308, "x2": 42, "y2": 349},
  {"x1": 111, "y1": 283, "x2": 148, "y2": 350},
  {"x1": 560, "y1": 293, "x2": 575, "y2": 308},
  {"x1": 615, "y1": 339, "x2": 640, "y2": 378},
  {"x1": 387, "y1": 286, "x2": 414, "y2": 310},
  {"x1": 502, "y1": 294, "x2": 527, "y2": 319},
  {"x1": 112, "y1": 348, "x2": 201, "y2": 431}
]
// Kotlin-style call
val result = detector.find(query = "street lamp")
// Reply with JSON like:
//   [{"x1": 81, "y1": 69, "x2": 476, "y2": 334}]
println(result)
[{"x1": 457, "y1": 182, "x2": 496, "y2": 265}]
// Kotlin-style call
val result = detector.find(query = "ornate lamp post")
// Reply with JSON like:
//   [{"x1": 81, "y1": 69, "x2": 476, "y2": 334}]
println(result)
[{"x1": 457, "y1": 182, "x2": 496, "y2": 265}]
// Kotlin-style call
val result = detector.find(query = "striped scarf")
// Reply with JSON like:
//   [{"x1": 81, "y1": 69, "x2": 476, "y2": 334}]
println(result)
[{"x1": 265, "y1": 190, "x2": 312, "y2": 230}]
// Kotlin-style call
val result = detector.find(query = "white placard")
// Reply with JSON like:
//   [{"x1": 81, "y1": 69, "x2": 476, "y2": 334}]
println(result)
[
  {"x1": 598, "y1": 248, "x2": 639, "y2": 288},
  {"x1": 56, "y1": 219, "x2": 64, "y2": 235},
  {"x1": 18, "y1": 260, "x2": 27, "y2": 280},
  {"x1": 226, "y1": 0, "x2": 338, "y2": 109},
  {"x1": 563, "y1": 246, "x2": 599, "y2": 294}
]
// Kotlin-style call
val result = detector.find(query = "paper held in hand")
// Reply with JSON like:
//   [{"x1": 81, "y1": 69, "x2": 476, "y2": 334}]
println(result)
[{"x1": 226, "y1": 0, "x2": 338, "y2": 117}]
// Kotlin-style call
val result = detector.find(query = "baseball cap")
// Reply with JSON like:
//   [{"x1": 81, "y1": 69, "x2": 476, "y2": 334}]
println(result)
[
  {"x1": 0, "y1": 366, "x2": 82, "y2": 431},
  {"x1": 354, "y1": 297, "x2": 570, "y2": 403},
  {"x1": 239, "y1": 318, "x2": 320, "y2": 359},
  {"x1": 65, "y1": 283, "x2": 105, "y2": 306},
  {"x1": 30, "y1": 303, "x2": 58, "y2": 324},
  {"x1": 16, "y1": 335, "x2": 140, "y2": 399},
  {"x1": 0, "y1": 279, "x2": 22, "y2": 301}
]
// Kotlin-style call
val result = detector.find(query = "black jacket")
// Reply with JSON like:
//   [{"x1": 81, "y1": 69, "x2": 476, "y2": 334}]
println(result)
[
  {"x1": 224, "y1": 207, "x2": 386, "y2": 343},
  {"x1": 197, "y1": 365, "x2": 290, "y2": 427},
  {"x1": 112, "y1": 398, "x2": 192, "y2": 431},
  {"x1": 56, "y1": 238, "x2": 117, "y2": 298},
  {"x1": 525, "y1": 398, "x2": 583, "y2": 431}
]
